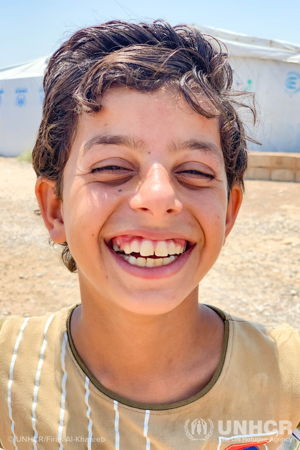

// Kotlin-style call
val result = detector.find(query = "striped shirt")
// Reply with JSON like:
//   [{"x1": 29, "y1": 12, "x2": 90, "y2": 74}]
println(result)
[{"x1": 0, "y1": 305, "x2": 300, "y2": 449}]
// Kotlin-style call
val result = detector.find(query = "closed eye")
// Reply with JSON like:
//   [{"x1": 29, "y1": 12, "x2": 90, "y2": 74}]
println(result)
[
  {"x1": 177, "y1": 170, "x2": 215, "y2": 179},
  {"x1": 90, "y1": 164, "x2": 134, "y2": 186},
  {"x1": 91, "y1": 165, "x2": 130, "y2": 173}
]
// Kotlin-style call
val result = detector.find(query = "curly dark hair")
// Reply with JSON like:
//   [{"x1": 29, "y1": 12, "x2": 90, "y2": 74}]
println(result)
[{"x1": 32, "y1": 20, "x2": 256, "y2": 273}]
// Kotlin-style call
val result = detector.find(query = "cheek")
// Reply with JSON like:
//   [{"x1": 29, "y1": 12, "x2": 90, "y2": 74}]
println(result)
[
  {"x1": 191, "y1": 189, "x2": 227, "y2": 222},
  {"x1": 191, "y1": 191, "x2": 227, "y2": 246},
  {"x1": 64, "y1": 184, "x2": 120, "y2": 241}
]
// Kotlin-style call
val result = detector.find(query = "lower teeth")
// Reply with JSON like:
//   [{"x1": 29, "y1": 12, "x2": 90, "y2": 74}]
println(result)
[{"x1": 120, "y1": 254, "x2": 177, "y2": 267}]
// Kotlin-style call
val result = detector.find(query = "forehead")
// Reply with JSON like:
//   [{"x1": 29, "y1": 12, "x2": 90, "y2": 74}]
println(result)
[{"x1": 73, "y1": 86, "x2": 223, "y2": 162}]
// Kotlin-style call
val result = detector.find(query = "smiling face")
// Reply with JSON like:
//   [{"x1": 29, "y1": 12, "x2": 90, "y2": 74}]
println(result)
[{"x1": 37, "y1": 86, "x2": 242, "y2": 315}]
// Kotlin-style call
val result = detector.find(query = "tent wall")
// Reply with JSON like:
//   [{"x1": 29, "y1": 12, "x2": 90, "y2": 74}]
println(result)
[
  {"x1": 0, "y1": 76, "x2": 43, "y2": 156},
  {"x1": 230, "y1": 57, "x2": 300, "y2": 153}
]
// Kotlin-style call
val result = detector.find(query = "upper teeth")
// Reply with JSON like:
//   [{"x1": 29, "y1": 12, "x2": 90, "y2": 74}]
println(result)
[{"x1": 113, "y1": 239, "x2": 186, "y2": 257}]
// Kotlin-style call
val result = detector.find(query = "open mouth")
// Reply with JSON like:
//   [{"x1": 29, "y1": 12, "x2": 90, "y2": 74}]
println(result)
[{"x1": 109, "y1": 236, "x2": 191, "y2": 268}]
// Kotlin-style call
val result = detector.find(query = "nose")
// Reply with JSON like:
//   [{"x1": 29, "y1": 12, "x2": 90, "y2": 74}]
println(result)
[{"x1": 130, "y1": 164, "x2": 183, "y2": 218}]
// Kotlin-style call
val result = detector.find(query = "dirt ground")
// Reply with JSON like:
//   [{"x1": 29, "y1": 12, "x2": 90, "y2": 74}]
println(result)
[{"x1": 0, "y1": 157, "x2": 299, "y2": 329}]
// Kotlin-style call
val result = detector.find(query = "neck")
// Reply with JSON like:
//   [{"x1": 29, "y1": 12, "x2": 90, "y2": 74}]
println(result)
[{"x1": 70, "y1": 288, "x2": 225, "y2": 405}]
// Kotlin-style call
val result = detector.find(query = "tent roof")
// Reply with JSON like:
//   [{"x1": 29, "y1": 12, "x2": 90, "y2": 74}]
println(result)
[
  {"x1": 0, "y1": 56, "x2": 49, "y2": 80},
  {"x1": 194, "y1": 25, "x2": 300, "y2": 64}
]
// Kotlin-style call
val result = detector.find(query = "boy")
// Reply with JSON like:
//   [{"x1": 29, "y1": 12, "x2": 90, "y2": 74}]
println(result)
[{"x1": 0, "y1": 20, "x2": 299, "y2": 450}]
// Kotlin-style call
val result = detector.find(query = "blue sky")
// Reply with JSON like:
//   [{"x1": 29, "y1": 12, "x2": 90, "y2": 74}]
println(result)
[{"x1": 1, "y1": 0, "x2": 300, "y2": 69}]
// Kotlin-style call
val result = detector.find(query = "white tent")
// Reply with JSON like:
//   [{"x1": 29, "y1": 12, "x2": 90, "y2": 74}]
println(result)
[
  {"x1": 0, "y1": 56, "x2": 48, "y2": 156},
  {"x1": 195, "y1": 25, "x2": 300, "y2": 153},
  {"x1": 1, "y1": 26, "x2": 300, "y2": 156}
]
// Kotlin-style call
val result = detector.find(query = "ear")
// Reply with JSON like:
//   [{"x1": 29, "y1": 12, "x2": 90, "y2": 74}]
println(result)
[
  {"x1": 35, "y1": 177, "x2": 66, "y2": 243},
  {"x1": 224, "y1": 184, "x2": 243, "y2": 244}
]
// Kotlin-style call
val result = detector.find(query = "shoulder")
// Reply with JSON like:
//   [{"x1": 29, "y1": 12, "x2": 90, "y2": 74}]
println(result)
[
  {"x1": 0, "y1": 305, "x2": 74, "y2": 331},
  {"x1": 226, "y1": 314, "x2": 300, "y2": 373},
  {"x1": 209, "y1": 305, "x2": 300, "y2": 347},
  {"x1": 0, "y1": 305, "x2": 76, "y2": 362},
  {"x1": 0, "y1": 305, "x2": 77, "y2": 395},
  {"x1": 228, "y1": 316, "x2": 300, "y2": 412},
  {"x1": 228, "y1": 313, "x2": 300, "y2": 340},
  {"x1": 206, "y1": 305, "x2": 300, "y2": 359}
]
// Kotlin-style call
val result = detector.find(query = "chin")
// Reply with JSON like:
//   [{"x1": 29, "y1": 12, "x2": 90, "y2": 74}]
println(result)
[{"x1": 113, "y1": 293, "x2": 185, "y2": 316}]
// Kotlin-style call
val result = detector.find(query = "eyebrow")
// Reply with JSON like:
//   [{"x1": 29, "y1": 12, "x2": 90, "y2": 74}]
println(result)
[
  {"x1": 83, "y1": 134, "x2": 222, "y2": 161},
  {"x1": 83, "y1": 134, "x2": 146, "y2": 153},
  {"x1": 169, "y1": 139, "x2": 223, "y2": 161}
]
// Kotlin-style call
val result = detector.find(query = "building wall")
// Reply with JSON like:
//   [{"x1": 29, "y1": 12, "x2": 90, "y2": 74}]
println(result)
[{"x1": 245, "y1": 151, "x2": 300, "y2": 182}]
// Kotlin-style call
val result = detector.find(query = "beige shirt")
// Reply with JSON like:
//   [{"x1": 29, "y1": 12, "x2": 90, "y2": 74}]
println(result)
[{"x1": 0, "y1": 305, "x2": 299, "y2": 450}]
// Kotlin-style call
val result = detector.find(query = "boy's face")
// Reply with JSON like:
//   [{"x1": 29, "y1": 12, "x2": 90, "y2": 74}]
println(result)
[{"x1": 38, "y1": 86, "x2": 242, "y2": 315}]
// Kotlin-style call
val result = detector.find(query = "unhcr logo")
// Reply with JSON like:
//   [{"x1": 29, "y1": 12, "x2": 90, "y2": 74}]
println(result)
[
  {"x1": 184, "y1": 418, "x2": 214, "y2": 440},
  {"x1": 285, "y1": 72, "x2": 300, "y2": 94},
  {"x1": 184, "y1": 418, "x2": 292, "y2": 447},
  {"x1": 15, "y1": 88, "x2": 28, "y2": 107}
]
